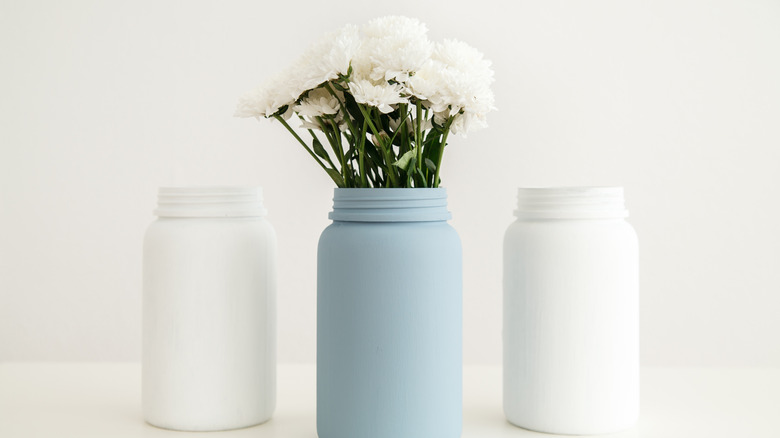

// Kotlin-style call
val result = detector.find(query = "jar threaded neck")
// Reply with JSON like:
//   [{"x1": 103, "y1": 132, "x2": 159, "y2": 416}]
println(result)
[
  {"x1": 155, "y1": 187, "x2": 267, "y2": 218},
  {"x1": 329, "y1": 188, "x2": 451, "y2": 222},
  {"x1": 514, "y1": 187, "x2": 628, "y2": 219}
]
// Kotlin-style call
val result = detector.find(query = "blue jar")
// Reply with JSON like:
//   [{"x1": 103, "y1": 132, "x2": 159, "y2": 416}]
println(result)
[{"x1": 317, "y1": 188, "x2": 462, "y2": 438}]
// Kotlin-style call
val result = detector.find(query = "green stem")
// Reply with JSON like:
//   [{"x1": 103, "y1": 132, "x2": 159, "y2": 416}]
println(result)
[
  {"x1": 399, "y1": 104, "x2": 409, "y2": 156},
  {"x1": 324, "y1": 82, "x2": 358, "y2": 135},
  {"x1": 358, "y1": 117, "x2": 368, "y2": 187},
  {"x1": 358, "y1": 104, "x2": 398, "y2": 187},
  {"x1": 316, "y1": 119, "x2": 335, "y2": 155},
  {"x1": 299, "y1": 117, "x2": 336, "y2": 169},
  {"x1": 397, "y1": 103, "x2": 408, "y2": 156},
  {"x1": 433, "y1": 117, "x2": 455, "y2": 188},
  {"x1": 317, "y1": 117, "x2": 345, "y2": 171},
  {"x1": 275, "y1": 115, "x2": 339, "y2": 184},
  {"x1": 422, "y1": 108, "x2": 431, "y2": 183},
  {"x1": 415, "y1": 101, "x2": 423, "y2": 183},
  {"x1": 324, "y1": 82, "x2": 361, "y2": 187},
  {"x1": 387, "y1": 111, "x2": 410, "y2": 147},
  {"x1": 330, "y1": 120, "x2": 351, "y2": 186},
  {"x1": 357, "y1": 104, "x2": 381, "y2": 140}
]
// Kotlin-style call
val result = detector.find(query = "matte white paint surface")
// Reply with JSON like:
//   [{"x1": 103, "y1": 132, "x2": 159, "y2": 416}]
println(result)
[
  {"x1": 1, "y1": 1, "x2": 779, "y2": 367},
  {"x1": 504, "y1": 188, "x2": 638, "y2": 434},
  {"x1": 142, "y1": 187, "x2": 276, "y2": 431}
]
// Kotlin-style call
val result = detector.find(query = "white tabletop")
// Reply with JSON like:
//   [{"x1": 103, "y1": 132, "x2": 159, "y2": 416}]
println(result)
[{"x1": 1, "y1": 363, "x2": 778, "y2": 437}]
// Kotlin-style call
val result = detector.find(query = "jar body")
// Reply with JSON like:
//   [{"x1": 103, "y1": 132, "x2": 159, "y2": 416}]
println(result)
[
  {"x1": 503, "y1": 188, "x2": 639, "y2": 435},
  {"x1": 143, "y1": 189, "x2": 276, "y2": 431},
  {"x1": 317, "y1": 188, "x2": 462, "y2": 438}
]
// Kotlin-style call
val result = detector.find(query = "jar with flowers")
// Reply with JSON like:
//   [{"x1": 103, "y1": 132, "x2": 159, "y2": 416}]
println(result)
[{"x1": 237, "y1": 16, "x2": 494, "y2": 438}]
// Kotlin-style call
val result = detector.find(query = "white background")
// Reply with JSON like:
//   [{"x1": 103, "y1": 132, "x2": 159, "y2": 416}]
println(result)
[{"x1": 1, "y1": 0, "x2": 778, "y2": 367}]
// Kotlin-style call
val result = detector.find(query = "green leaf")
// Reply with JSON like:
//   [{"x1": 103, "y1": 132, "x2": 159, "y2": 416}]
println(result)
[
  {"x1": 393, "y1": 149, "x2": 416, "y2": 170},
  {"x1": 343, "y1": 130, "x2": 355, "y2": 146},
  {"x1": 416, "y1": 167, "x2": 428, "y2": 187},
  {"x1": 343, "y1": 93, "x2": 364, "y2": 127},
  {"x1": 405, "y1": 157, "x2": 417, "y2": 187},
  {"x1": 424, "y1": 158, "x2": 437, "y2": 172},
  {"x1": 422, "y1": 129, "x2": 442, "y2": 163},
  {"x1": 380, "y1": 112, "x2": 392, "y2": 133},
  {"x1": 325, "y1": 168, "x2": 345, "y2": 187},
  {"x1": 364, "y1": 141, "x2": 383, "y2": 163},
  {"x1": 312, "y1": 137, "x2": 330, "y2": 161},
  {"x1": 270, "y1": 105, "x2": 289, "y2": 118},
  {"x1": 344, "y1": 146, "x2": 356, "y2": 161},
  {"x1": 332, "y1": 81, "x2": 348, "y2": 92}
]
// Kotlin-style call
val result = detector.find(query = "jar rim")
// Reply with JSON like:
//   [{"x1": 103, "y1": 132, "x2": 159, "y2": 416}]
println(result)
[
  {"x1": 329, "y1": 188, "x2": 451, "y2": 222},
  {"x1": 514, "y1": 186, "x2": 629, "y2": 219},
  {"x1": 154, "y1": 186, "x2": 267, "y2": 218}
]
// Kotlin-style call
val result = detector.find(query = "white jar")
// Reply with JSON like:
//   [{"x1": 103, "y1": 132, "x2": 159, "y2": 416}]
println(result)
[
  {"x1": 503, "y1": 187, "x2": 639, "y2": 435},
  {"x1": 143, "y1": 187, "x2": 276, "y2": 431}
]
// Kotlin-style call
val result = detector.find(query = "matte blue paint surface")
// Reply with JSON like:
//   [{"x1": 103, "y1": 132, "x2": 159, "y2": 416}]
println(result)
[{"x1": 317, "y1": 188, "x2": 462, "y2": 438}]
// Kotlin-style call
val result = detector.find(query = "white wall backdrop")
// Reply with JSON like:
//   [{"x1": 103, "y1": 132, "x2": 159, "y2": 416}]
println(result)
[{"x1": 1, "y1": 0, "x2": 778, "y2": 367}]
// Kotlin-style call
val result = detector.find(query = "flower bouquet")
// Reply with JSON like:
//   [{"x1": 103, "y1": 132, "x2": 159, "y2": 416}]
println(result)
[{"x1": 236, "y1": 16, "x2": 495, "y2": 188}]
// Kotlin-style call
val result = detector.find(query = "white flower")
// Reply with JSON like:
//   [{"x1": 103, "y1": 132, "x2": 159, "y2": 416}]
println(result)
[
  {"x1": 436, "y1": 39, "x2": 495, "y2": 113},
  {"x1": 408, "y1": 39, "x2": 495, "y2": 134},
  {"x1": 236, "y1": 25, "x2": 359, "y2": 119},
  {"x1": 294, "y1": 87, "x2": 341, "y2": 118},
  {"x1": 349, "y1": 79, "x2": 407, "y2": 114},
  {"x1": 234, "y1": 86, "x2": 271, "y2": 118},
  {"x1": 298, "y1": 116, "x2": 348, "y2": 132},
  {"x1": 389, "y1": 113, "x2": 431, "y2": 134},
  {"x1": 407, "y1": 59, "x2": 448, "y2": 111},
  {"x1": 352, "y1": 16, "x2": 433, "y2": 83},
  {"x1": 295, "y1": 24, "x2": 360, "y2": 90},
  {"x1": 362, "y1": 15, "x2": 428, "y2": 40},
  {"x1": 234, "y1": 71, "x2": 298, "y2": 119},
  {"x1": 237, "y1": 17, "x2": 494, "y2": 137},
  {"x1": 449, "y1": 109, "x2": 489, "y2": 135},
  {"x1": 294, "y1": 86, "x2": 350, "y2": 132}
]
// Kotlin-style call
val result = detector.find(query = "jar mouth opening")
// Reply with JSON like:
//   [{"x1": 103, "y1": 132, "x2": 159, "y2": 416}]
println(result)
[
  {"x1": 330, "y1": 188, "x2": 451, "y2": 222},
  {"x1": 155, "y1": 186, "x2": 267, "y2": 218},
  {"x1": 157, "y1": 186, "x2": 261, "y2": 194},
  {"x1": 514, "y1": 186, "x2": 628, "y2": 219}
]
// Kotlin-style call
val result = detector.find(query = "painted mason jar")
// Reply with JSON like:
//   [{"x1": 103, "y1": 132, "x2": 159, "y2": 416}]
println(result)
[
  {"x1": 317, "y1": 188, "x2": 462, "y2": 438},
  {"x1": 503, "y1": 187, "x2": 639, "y2": 435},
  {"x1": 143, "y1": 186, "x2": 276, "y2": 431}
]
